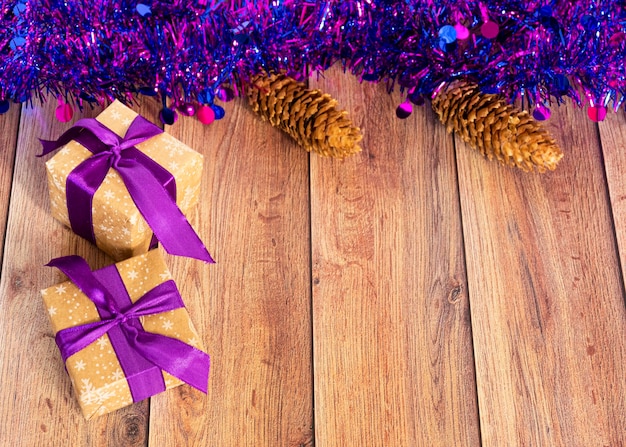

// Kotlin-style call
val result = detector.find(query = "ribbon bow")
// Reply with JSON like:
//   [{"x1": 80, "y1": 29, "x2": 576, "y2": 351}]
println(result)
[
  {"x1": 47, "y1": 255, "x2": 210, "y2": 401},
  {"x1": 39, "y1": 114, "x2": 213, "y2": 263}
]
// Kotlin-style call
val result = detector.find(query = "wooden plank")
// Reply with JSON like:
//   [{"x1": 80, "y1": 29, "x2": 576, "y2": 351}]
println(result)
[
  {"x1": 456, "y1": 105, "x2": 626, "y2": 445},
  {"x1": 0, "y1": 105, "x2": 20, "y2": 268},
  {"x1": 148, "y1": 99, "x2": 314, "y2": 445},
  {"x1": 310, "y1": 66, "x2": 480, "y2": 446},
  {"x1": 599, "y1": 113, "x2": 626, "y2": 288},
  {"x1": 0, "y1": 99, "x2": 154, "y2": 446}
]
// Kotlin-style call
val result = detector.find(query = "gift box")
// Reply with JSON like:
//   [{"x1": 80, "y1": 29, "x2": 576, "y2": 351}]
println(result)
[
  {"x1": 42, "y1": 100, "x2": 211, "y2": 262},
  {"x1": 41, "y1": 249, "x2": 210, "y2": 419}
]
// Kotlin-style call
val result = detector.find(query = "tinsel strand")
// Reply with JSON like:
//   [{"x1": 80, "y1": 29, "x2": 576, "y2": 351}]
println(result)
[{"x1": 0, "y1": 1, "x2": 624, "y2": 119}]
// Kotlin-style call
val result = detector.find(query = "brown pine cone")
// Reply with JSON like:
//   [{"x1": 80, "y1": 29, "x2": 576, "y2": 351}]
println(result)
[
  {"x1": 246, "y1": 73, "x2": 363, "y2": 158},
  {"x1": 431, "y1": 82, "x2": 563, "y2": 172}
]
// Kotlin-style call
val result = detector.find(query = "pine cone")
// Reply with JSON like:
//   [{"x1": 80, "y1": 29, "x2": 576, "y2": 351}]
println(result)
[
  {"x1": 431, "y1": 82, "x2": 563, "y2": 172},
  {"x1": 246, "y1": 73, "x2": 363, "y2": 158}
]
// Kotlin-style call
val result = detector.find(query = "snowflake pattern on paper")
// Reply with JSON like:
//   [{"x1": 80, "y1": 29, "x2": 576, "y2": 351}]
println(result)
[
  {"x1": 79, "y1": 378, "x2": 116, "y2": 407},
  {"x1": 181, "y1": 185, "x2": 200, "y2": 212},
  {"x1": 108, "y1": 109, "x2": 122, "y2": 122},
  {"x1": 44, "y1": 100, "x2": 204, "y2": 261},
  {"x1": 41, "y1": 250, "x2": 206, "y2": 419}
]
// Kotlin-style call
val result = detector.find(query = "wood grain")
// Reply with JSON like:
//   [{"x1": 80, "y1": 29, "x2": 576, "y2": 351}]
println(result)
[
  {"x1": 148, "y1": 99, "x2": 314, "y2": 446},
  {"x1": 456, "y1": 105, "x2": 626, "y2": 446},
  {"x1": 1, "y1": 74, "x2": 625, "y2": 447},
  {"x1": 0, "y1": 105, "x2": 20, "y2": 268},
  {"x1": 0, "y1": 99, "x2": 153, "y2": 447},
  {"x1": 599, "y1": 114, "x2": 626, "y2": 288},
  {"x1": 310, "y1": 66, "x2": 480, "y2": 446}
]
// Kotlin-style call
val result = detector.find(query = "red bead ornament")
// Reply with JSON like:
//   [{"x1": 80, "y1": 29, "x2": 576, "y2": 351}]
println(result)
[
  {"x1": 481, "y1": 21, "x2": 499, "y2": 39},
  {"x1": 587, "y1": 106, "x2": 606, "y2": 122},
  {"x1": 55, "y1": 102, "x2": 74, "y2": 122},
  {"x1": 197, "y1": 105, "x2": 215, "y2": 125}
]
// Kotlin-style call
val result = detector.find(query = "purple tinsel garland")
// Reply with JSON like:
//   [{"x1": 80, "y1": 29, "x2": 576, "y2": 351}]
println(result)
[{"x1": 1, "y1": 0, "x2": 625, "y2": 119}]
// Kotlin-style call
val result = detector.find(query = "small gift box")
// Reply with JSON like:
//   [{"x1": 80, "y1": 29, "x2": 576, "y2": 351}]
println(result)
[
  {"x1": 41, "y1": 249, "x2": 210, "y2": 419},
  {"x1": 41, "y1": 100, "x2": 212, "y2": 262}
]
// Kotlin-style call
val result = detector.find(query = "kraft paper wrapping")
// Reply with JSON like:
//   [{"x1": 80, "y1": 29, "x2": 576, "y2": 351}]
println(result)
[
  {"x1": 45, "y1": 100, "x2": 204, "y2": 260},
  {"x1": 41, "y1": 249, "x2": 206, "y2": 419}
]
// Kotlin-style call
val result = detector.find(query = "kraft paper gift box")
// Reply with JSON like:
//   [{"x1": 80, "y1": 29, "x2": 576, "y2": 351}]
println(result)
[
  {"x1": 43, "y1": 100, "x2": 211, "y2": 262},
  {"x1": 41, "y1": 249, "x2": 210, "y2": 419}
]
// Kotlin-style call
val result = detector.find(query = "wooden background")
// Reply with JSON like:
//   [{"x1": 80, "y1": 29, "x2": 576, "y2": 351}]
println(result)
[{"x1": 0, "y1": 66, "x2": 625, "y2": 446}]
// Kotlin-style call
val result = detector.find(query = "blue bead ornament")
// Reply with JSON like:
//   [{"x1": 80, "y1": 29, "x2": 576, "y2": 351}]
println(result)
[
  {"x1": 211, "y1": 104, "x2": 225, "y2": 120},
  {"x1": 438, "y1": 25, "x2": 457, "y2": 44},
  {"x1": 580, "y1": 15, "x2": 598, "y2": 31},
  {"x1": 233, "y1": 34, "x2": 250, "y2": 45},
  {"x1": 362, "y1": 73, "x2": 379, "y2": 81},
  {"x1": 538, "y1": 6, "x2": 552, "y2": 17},
  {"x1": 138, "y1": 87, "x2": 158, "y2": 96},
  {"x1": 13, "y1": 2, "x2": 26, "y2": 16},
  {"x1": 79, "y1": 92, "x2": 97, "y2": 102},
  {"x1": 136, "y1": 3, "x2": 152, "y2": 17},
  {"x1": 408, "y1": 91, "x2": 424, "y2": 106},
  {"x1": 10, "y1": 36, "x2": 26, "y2": 50},
  {"x1": 160, "y1": 107, "x2": 178, "y2": 125}
]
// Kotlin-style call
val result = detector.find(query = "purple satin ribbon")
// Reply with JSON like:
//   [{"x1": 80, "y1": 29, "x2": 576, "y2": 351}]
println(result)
[
  {"x1": 47, "y1": 255, "x2": 210, "y2": 400},
  {"x1": 39, "y1": 115, "x2": 213, "y2": 263}
]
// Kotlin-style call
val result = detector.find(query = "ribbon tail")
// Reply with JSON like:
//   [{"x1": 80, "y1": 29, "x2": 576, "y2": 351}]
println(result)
[
  {"x1": 117, "y1": 114, "x2": 164, "y2": 149},
  {"x1": 46, "y1": 256, "x2": 118, "y2": 313},
  {"x1": 126, "y1": 328, "x2": 210, "y2": 393},
  {"x1": 117, "y1": 162, "x2": 214, "y2": 263},
  {"x1": 39, "y1": 138, "x2": 64, "y2": 157},
  {"x1": 38, "y1": 118, "x2": 105, "y2": 157}
]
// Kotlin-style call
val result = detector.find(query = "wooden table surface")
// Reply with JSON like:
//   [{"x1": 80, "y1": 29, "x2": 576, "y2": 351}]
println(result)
[{"x1": 1, "y1": 66, "x2": 625, "y2": 446}]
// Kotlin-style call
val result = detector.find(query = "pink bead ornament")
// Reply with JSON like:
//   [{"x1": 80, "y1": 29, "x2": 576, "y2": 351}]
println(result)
[
  {"x1": 587, "y1": 106, "x2": 607, "y2": 122},
  {"x1": 55, "y1": 99, "x2": 73, "y2": 122},
  {"x1": 454, "y1": 23, "x2": 470, "y2": 40},
  {"x1": 197, "y1": 105, "x2": 215, "y2": 125},
  {"x1": 481, "y1": 21, "x2": 499, "y2": 39}
]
